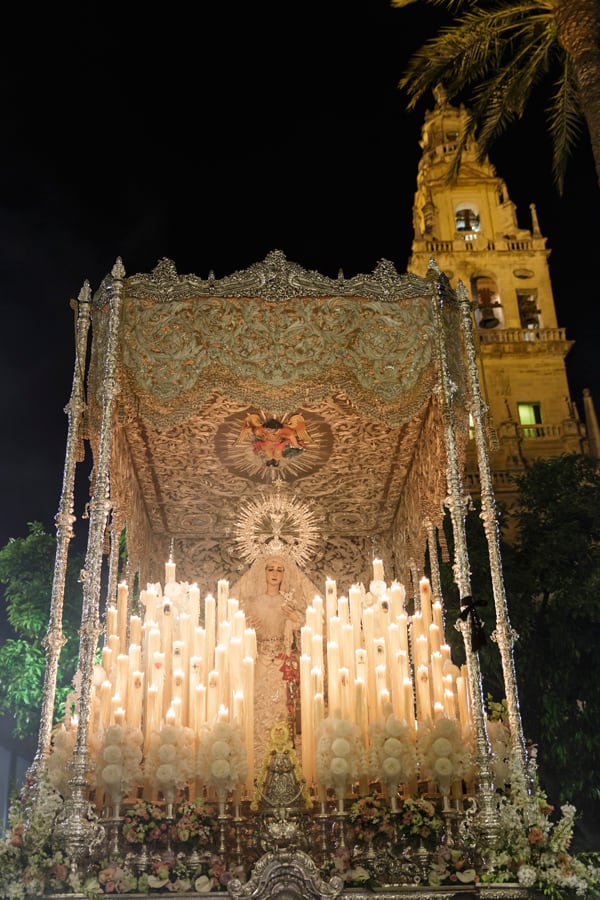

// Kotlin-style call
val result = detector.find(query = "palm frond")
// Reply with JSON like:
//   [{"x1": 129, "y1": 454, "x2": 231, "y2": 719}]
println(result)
[
  {"x1": 469, "y1": 25, "x2": 556, "y2": 151},
  {"x1": 547, "y1": 58, "x2": 584, "y2": 194},
  {"x1": 399, "y1": 2, "x2": 555, "y2": 109},
  {"x1": 391, "y1": 0, "x2": 468, "y2": 9}
]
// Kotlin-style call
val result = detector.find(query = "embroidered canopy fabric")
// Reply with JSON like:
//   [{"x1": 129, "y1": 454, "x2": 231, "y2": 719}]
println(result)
[{"x1": 85, "y1": 252, "x2": 467, "y2": 589}]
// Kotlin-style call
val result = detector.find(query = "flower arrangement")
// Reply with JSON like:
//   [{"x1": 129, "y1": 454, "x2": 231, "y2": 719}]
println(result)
[
  {"x1": 95, "y1": 723, "x2": 144, "y2": 808},
  {"x1": 90, "y1": 860, "x2": 138, "y2": 893},
  {"x1": 46, "y1": 723, "x2": 77, "y2": 798},
  {"x1": 315, "y1": 716, "x2": 367, "y2": 801},
  {"x1": 368, "y1": 713, "x2": 417, "y2": 794},
  {"x1": 0, "y1": 775, "x2": 71, "y2": 900},
  {"x1": 138, "y1": 850, "x2": 192, "y2": 892},
  {"x1": 416, "y1": 717, "x2": 471, "y2": 796},
  {"x1": 326, "y1": 845, "x2": 371, "y2": 887},
  {"x1": 397, "y1": 796, "x2": 444, "y2": 850},
  {"x1": 196, "y1": 720, "x2": 248, "y2": 801},
  {"x1": 145, "y1": 724, "x2": 195, "y2": 803},
  {"x1": 430, "y1": 846, "x2": 479, "y2": 886},
  {"x1": 121, "y1": 799, "x2": 169, "y2": 846},
  {"x1": 347, "y1": 793, "x2": 394, "y2": 846},
  {"x1": 169, "y1": 797, "x2": 217, "y2": 847},
  {"x1": 481, "y1": 766, "x2": 600, "y2": 897}
]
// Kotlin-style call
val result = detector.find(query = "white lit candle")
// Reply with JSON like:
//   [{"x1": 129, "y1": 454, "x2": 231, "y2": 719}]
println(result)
[
  {"x1": 128, "y1": 670, "x2": 144, "y2": 730},
  {"x1": 217, "y1": 579, "x2": 229, "y2": 624},
  {"x1": 301, "y1": 625, "x2": 313, "y2": 657},
  {"x1": 419, "y1": 577, "x2": 432, "y2": 628},
  {"x1": 325, "y1": 578, "x2": 337, "y2": 631},
  {"x1": 312, "y1": 595, "x2": 324, "y2": 636},
  {"x1": 106, "y1": 605, "x2": 118, "y2": 637},
  {"x1": 129, "y1": 614, "x2": 142, "y2": 648},
  {"x1": 242, "y1": 656, "x2": 254, "y2": 789},
  {"x1": 389, "y1": 581, "x2": 406, "y2": 619},
  {"x1": 372, "y1": 558, "x2": 384, "y2": 582},
  {"x1": 300, "y1": 654, "x2": 314, "y2": 784},
  {"x1": 165, "y1": 558, "x2": 176, "y2": 584}
]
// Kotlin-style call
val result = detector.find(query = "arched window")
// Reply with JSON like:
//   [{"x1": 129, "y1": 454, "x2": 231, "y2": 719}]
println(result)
[
  {"x1": 471, "y1": 275, "x2": 503, "y2": 329},
  {"x1": 455, "y1": 202, "x2": 480, "y2": 233}
]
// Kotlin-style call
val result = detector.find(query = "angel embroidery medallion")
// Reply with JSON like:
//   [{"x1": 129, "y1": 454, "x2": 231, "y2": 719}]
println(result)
[{"x1": 236, "y1": 413, "x2": 312, "y2": 468}]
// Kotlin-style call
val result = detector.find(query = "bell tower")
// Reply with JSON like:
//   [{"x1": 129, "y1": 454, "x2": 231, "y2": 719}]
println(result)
[{"x1": 407, "y1": 87, "x2": 590, "y2": 507}]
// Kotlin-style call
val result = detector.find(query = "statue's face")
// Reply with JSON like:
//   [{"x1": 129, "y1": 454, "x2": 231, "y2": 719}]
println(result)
[{"x1": 265, "y1": 559, "x2": 285, "y2": 589}]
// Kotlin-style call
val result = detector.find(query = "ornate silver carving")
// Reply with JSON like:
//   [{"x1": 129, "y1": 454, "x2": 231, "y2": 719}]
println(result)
[
  {"x1": 97, "y1": 250, "x2": 432, "y2": 306},
  {"x1": 227, "y1": 849, "x2": 344, "y2": 899},
  {"x1": 233, "y1": 485, "x2": 322, "y2": 566}
]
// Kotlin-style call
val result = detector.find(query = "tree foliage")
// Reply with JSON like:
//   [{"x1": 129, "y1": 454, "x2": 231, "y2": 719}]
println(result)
[
  {"x1": 437, "y1": 455, "x2": 600, "y2": 844},
  {"x1": 0, "y1": 522, "x2": 84, "y2": 739},
  {"x1": 505, "y1": 455, "x2": 600, "y2": 807},
  {"x1": 393, "y1": 0, "x2": 600, "y2": 192}
]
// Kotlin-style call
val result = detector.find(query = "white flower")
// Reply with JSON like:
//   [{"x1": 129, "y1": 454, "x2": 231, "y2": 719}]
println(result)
[
  {"x1": 212, "y1": 740, "x2": 232, "y2": 759},
  {"x1": 315, "y1": 716, "x2": 367, "y2": 797},
  {"x1": 331, "y1": 738, "x2": 351, "y2": 757},
  {"x1": 382, "y1": 757, "x2": 402, "y2": 777},
  {"x1": 104, "y1": 724, "x2": 124, "y2": 745},
  {"x1": 385, "y1": 717, "x2": 405, "y2": 738},
  {"x1": 517, "y1": 865, "x2": 538, "y2": 887},
  {"x1": 101, "y1": 764, "x2": 123, "y2": 786},
  {"x1": 368, "y1": 714, "x2": 416, "y2": 788},
  {"x1": 196, "y1": 721, "x2": 248, "y2": 797},
  {"x1": 417, "y1": 717, "x2": 471, "y2": 794},
  {"x1": 434, "y1": 756, "x2": 454, "y2": 777},
  {"x1": 156, "y1": 763, "x2": 175, "y2": 784},
  {"x1": 103, "y1": 744, "x2": 123, "y2": 764},
  {"x1": 211, "y1": 759, "x2": 232, "y2": 779},
  {"x1": 160, "y1": 724, "x2": 178, "y2": 744},
  {"x1": 158, "y1": 744, "x2": 177, "y2": 763},
  {"x1": 432, "y1": 737, "x2": 452, "y2": 756},
  {"x1": 330, "y1": 757, "x2": 349, "y2": 776},
  {"x1": 383, "y1": 737, "x2": 403, "y2": 757}
]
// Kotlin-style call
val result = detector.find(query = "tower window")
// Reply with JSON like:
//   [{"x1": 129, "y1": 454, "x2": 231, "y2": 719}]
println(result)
[
  {"x1": 517, "y1": 402, "x2": 543, "y2": 438},
  {"x1": 517, "y1": 291, "x2": 540, "y2": 328},
  {"x1": 455, "y1": 203, "x2": 480, "y2": 233},
  {"x1": 472, "y1": 275, "x2": 503, "y2": 329}
]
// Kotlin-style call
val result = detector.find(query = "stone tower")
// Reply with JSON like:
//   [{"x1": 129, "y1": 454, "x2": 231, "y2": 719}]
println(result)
[{"x1": 407, "y1": 86, "x2": 590, "y2": 508}]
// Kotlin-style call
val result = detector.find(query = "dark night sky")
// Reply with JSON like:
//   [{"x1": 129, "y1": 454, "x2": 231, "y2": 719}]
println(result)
[{"x1": 1, "y1": 1, "x2": 599, "y2": 553}]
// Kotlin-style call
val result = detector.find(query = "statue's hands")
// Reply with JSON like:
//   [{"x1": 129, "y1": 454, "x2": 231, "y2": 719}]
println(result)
[
  {"x1": 245, "y1": 614, "x2": 262, "y2": 632},
  {"x1": 281, "y1": 602, "x2": 303, "y2": 626}
]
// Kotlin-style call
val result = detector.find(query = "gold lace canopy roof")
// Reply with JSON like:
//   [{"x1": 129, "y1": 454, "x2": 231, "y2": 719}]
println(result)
[{"x1": 85, "y1": 251, "x2": 467, "y2": 589}]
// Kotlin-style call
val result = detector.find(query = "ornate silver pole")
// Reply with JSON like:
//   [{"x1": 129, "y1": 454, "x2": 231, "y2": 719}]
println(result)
[
  {"x1": 456, "y1": 280, "x2": 527, "y2": 776},
  {"x1": 27, "y1": 282, "x2": 92, "y2": 789},
  {"x1": 425, "y1": 520, "x2": 443, "y2": 603},
  {"x1": 56, "y1": 259, "x2": 126, "y2": 869},
  {"x1": 427, "y1": 263, "x2": 499, "y2": 848}
]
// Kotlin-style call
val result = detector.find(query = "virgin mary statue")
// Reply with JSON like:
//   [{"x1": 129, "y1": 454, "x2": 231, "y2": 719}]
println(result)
[{"x1": 231, "y1": 553, "x2": 319, "y2": 768}]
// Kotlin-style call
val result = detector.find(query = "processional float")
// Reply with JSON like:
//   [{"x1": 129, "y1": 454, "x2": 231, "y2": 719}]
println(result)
[{"x1": 17, "y1": 251, "x2": 549, "y2": 898}]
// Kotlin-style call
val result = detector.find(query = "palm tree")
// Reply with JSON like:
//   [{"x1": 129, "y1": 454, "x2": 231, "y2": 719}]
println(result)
[{"x1": 392, "y1": 0, "x2": 600, "y2": 193}]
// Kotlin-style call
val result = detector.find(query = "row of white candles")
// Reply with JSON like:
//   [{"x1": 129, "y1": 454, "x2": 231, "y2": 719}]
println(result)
[{"x1": 93, "y1": 558, "x2": 473, "y2": 794}]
